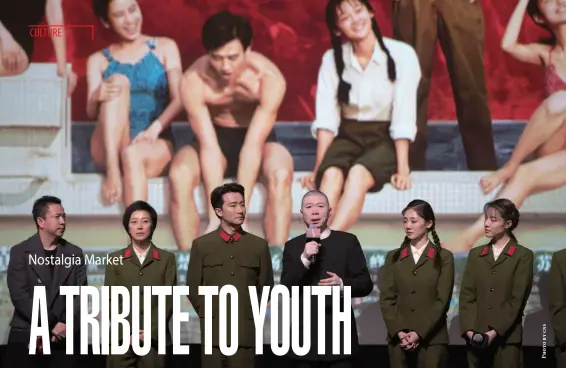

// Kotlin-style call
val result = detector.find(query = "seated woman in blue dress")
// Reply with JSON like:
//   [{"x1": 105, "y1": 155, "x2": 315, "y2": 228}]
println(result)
[{"x1": 87, "y1": 0, "x2": 189, "y2": 206}]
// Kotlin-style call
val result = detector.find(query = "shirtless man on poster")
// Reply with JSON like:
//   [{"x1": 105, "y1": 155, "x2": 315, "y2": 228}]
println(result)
[{"x1": 168, "y1": 10, "x2": 293, "y2": 250}]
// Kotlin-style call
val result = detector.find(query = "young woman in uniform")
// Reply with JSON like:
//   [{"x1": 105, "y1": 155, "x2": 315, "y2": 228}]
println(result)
[
  {"x1": 459, "y1": 198, "x2": 534, "y2": 368},
  {"x1": 379, "y1": 199, "x2": 455, "y2": 368},
  {"x1": 88, "y1": 0, "x2": 187, "y2": 206},
  {"x1": 299, "y1": 0, "x2": 421, "y2": 231},
  {"x1": 105, "y1": 200, "x2": 177, "y2": 368}
]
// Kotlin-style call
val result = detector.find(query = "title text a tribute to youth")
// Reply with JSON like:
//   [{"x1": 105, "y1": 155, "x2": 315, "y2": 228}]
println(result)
[{"x1": 29, "y1": 285, "x2": 353, "y2": 356}]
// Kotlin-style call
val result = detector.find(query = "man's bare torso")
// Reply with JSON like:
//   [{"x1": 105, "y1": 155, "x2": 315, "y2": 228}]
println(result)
[{"x1": 194, "y1": 52, "x2": 275, "y2": 128}]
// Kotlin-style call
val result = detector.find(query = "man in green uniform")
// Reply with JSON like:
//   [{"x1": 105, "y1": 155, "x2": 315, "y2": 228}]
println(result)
[
  {"x1": 549, "y1": 248, "x2": 566, "y2": 367},
  {"x1": 392, "y1": 0, "x2": 497, "y2": 170},
  {"x1": 186, "y1": 183, "x2": 274, "y2": 368},
  {"x1": 105, "y1": 200, "x2": 178, "y2": 368}
]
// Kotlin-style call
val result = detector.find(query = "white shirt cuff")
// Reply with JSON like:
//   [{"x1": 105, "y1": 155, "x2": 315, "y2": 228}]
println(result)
[
  {"x1": 339, "y1": 278, "x2": 344, "y2": 292},
  {"x1": 300, "y1": 253, "x2": 312, "y2": 269}
]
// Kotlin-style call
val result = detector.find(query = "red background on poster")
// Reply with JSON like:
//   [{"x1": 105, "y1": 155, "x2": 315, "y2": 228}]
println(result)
[{"x1": 31, "y1": 0, "x2": 549, "y2": 122}]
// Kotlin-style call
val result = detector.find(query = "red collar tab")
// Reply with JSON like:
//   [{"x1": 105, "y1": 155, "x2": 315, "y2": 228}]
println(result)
[
  {"x1": 400, "y1": 247, "x2": 409, "y2": 260},
  {"x1": 427, "y1": 247, "x2": 436, "y2": 259},
  {"x1": 480, "y1": 246, "x2": 489, "y2": 257},
  {"x1": 123, "y1": 246, "x2": 159, "y2": 260},
  {"x1": 507, "y1": 245, "x2": 516, "y2": 256},
  {"x1": 220, "y1": 230, "x2": 243, "y2": 243}
]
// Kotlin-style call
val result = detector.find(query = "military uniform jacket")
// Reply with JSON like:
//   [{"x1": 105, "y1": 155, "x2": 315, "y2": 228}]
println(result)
[
  {"x1": 379, "y1": 243, "x2": 454, "y2": 345},
  {"x1": 186, "y1": 227, "x2": 274, "y2": 347},
  {"x1": 104, "y1": 243, "x2": 177, "y2": 345},
  {"x1": 549, "y1": 248, "x2": 566, "y2": 349},
  {"x1": 459, "y1": 241, "x2": 533, "y2": 344}
]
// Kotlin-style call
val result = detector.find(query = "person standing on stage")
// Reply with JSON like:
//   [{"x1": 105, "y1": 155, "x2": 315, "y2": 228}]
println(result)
[
  {"x1": 280, "y1": 189, "x2": 373, "y2": 368},
  {"x1": 299, "y1": 0, "x2": 420, "y2": 232},
  {"x1": 459, "y1": 198, "x2": 533, "y2": 368},
  {"x1": 4, "y1": 196, "x2": 87, "y2": 366},
  {"x1": 170, "y1": 10, "x2": 293, "y2": 250},
  {"x1": 391, "y1": 0, "x2": 497, "y2": 170},
  {"x1": 548, "y1": 248, "x2": 566, "y2": 367},
  {"x1": 104, "y1": 200, "x2": 177, "y2": 368},
  {"x1": 186, "y1": 183, "x2": 274, "y2": 368},
  {"x1": 379, "y1": 199, "x2": 454, "y2": 367}
]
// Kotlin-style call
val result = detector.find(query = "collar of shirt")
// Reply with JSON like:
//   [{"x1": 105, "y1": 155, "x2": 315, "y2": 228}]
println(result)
[
  {"x1": 135, "y1": 246, "x2": 150, "y2": 258},
  {"x1": 343, "y1": 40, "x2": 386, "y2": 71},
  {"x1": 219, "y1": 228, "x2": 245, "y2": 243},
  {"x1": 492, "y1": 239, "x2": 510, "y2": 258},
  {"x1": 320, "y1": 228, "x2": 332, "y2": 240},
  {"x1": 410, "y1": 240, "x2": 429, "y2": 260}
]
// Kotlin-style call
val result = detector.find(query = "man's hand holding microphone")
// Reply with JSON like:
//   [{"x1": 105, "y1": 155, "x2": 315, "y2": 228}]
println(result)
[{"x1": 301, "y1": 224, "x2": 321, "y2": 267}]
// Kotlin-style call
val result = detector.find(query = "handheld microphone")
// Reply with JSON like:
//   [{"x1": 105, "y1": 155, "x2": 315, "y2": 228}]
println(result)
[{"x1": 306, "y1": 224, "x2": 321, "y2": 263}]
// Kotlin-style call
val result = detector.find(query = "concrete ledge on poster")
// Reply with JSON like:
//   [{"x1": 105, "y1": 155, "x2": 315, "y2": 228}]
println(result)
[{"x1": 0, "y1": 171, "x2": 565, "y2": 217}]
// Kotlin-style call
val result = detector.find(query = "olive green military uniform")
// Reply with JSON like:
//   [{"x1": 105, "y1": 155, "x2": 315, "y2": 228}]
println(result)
[
  {"x1": 186, "y1": 227, "x2": 274, "y2": 368},
  {"x1": 459, "y1": 242, "x2": 533, "y2": 368},
  {"x1": 105, "y1": 244, "x2": 177, "y2": 368},
  {"x1": 379, "y1": 242, "x2": 454, "y2": 368},
  {"x1": 548, "y1": 249, "x2": 566, "y2": 367}
]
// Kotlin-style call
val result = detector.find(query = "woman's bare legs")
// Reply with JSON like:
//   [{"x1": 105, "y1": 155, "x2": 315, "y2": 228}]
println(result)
[
  {"x1": 90, "y1": 74, "x2": 130, "y2": 205},
  {"x1": 121, "y1": 138, "x2": 173, "y2": 205},
  {"x1": 328, "y1": 164, "x2": 375, "y2": 231},
  {"x1": 448, "y1": 149, "x2": 566, "y2": 252},
  {"x1": 481, "y1": 91, "x2": 566, "y2": 193},
  {"x1": 169, "y1": 146, "x2": 202, "y2": 250},
  {"x1": 319, "y1": 167, "x2": 345, "y2": 224}
]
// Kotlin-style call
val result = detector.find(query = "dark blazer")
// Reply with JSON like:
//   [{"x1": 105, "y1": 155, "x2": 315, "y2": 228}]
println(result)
[
  {"x1": 459, "y1": 241, "x2": 533, "y2": 344},
  {"x1": 379, "y1": 243, "x2": 454, "y2": 345},
  {"x1": 186, "y1": 228, "x2": 274, "y2": 347},
  {"x1": 280, "y1": 230, "x2": 373, "y2": 361},
  {"x1": 548, "y1": 248, "x2": 566, "y2": 349},
  {"x1": 104, "y1": 243, "x2": 177, "y2": 345},
  {"x1": 7, "y1": 234, "x2": 87, "y2": 342}
]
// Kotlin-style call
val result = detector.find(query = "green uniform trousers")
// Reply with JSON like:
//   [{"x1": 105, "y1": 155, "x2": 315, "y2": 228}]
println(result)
[
  {"x1": 201, "y1": 346, "x2": 255, "y2": 368},
  {"x1": 106, "y1": 347, "x2": 165, "y2": 368},
  {"x1": 387, "y1": 343, "x2": 448, "y2": 368},
  {"x1": 466, "y1": 343, "x2": 522, "y2": 368}
]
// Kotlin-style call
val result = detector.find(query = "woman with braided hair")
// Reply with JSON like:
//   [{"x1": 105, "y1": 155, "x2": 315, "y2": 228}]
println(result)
[
  {"x1": 379, "y1": 199, "x2": 455, "y2": 368},
  {"x1": 299, "y1": 0, "x2": 421, "y2": 232}
]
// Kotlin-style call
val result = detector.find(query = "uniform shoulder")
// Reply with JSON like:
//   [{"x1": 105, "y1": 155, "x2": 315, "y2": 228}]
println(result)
[
  {"x1": 553, "y1": 248, "x2": 566, "y2": 262},
  {"x1": 467, "y1": 244, "x2": 485, "y2": 257},
  {"x1": 154, "y1": 246, "x2": 176, "y2": 260},
  {"x1": 244, "y1": 231, "x2": 268, "y2": 245},
  {"x1": 514, "y1": 243, "x2": 533, "y2": 257},
  {"x1": 62, "y1": 240, "x2": 84, "y2": 254},
  {"x1": 108, "y1": 248, "x2": 127, "y2": 258},
  {"x1": 439, "y1": 247, "x2": 454, "y2": 259}
]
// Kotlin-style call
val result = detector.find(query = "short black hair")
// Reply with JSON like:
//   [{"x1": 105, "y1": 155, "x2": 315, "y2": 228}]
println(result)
[
  {"x1": 210, "y1": 183, "x2": 245, "y2": 211},
  {"x1": 201, "y1": 10, "x2": 253, "y2": 52},
  {"x1": 32, "y1": 195, "x2": 62, "y2": 227},
  {"x1": 122, "y1": 200, "x2": 158, "y2": 239},
  {"x1": 92, "y1": 0, "x2": 111, "y2": 21}
]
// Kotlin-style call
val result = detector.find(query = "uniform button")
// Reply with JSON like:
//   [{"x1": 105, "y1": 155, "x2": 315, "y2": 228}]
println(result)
[
  {"x1": 230, "y1": 256, "x2": 234, "y2": 259},
  {"x1": 488, "y1": 305, "x2": 492, "y2": 310},
  {"x1": 411, "y1": 290, "x2": 415, "y2": 294},
  {"x1": 490, "y1": 288, "x2": 494, "y2": 292},
  {"x1": 231, "y1": 272, "x2": 235, "y2": 276},
  {"x1": 412, "y1": 271, "x2": 417, "y2": 276},
  {"x1": 139, "y1": 271, "x2": 143, "y2": 276},
  {"x1": 411, "y1": 308, "x2": 415, "y2": 312},
  {"x1": 492, "y1": 271, "x2": 496, "y2": 274}
]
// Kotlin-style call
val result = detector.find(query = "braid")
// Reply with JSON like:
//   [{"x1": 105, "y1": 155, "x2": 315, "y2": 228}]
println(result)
[
  {"x1": 430, "y1": 228, "x2": 442, "y2": 268},
  {"x1": 371, "y1": 18, "x2": 396, "y2": 82},
  {"x1": 330, "y1": 34, "x2": 351, "y2": 104},
  {"x1": 392, "y1": 236, "x2": 410, "y2": 262}
]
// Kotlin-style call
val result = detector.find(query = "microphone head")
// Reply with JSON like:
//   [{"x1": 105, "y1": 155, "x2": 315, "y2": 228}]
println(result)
[
  {"x1": 472, "y1": 334, "x2": 484, "y2": 343},
  {"x1": 307, "y1": 225, "x2": 321, "y2": 238}
]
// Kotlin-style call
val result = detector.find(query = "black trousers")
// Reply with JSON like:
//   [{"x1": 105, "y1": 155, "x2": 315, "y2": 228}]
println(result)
[
  {"x1": 291, "y1": 359, "x2": 353, "y2": 368},
  {"x1": 3, "y1": 342, "x2": 78, "y2": 367}
]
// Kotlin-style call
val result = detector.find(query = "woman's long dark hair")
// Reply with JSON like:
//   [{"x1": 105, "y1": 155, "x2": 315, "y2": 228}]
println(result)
[
  {"x1": 484, "y1": 198, "x2": 520, "y2": 244},
  {"x1": 527, "y1": 0, "x2": 557, "y2": 46},
  {"x1": 393, "y1": 200, "x2": 442, "y2": 268},
  {"x1": 325, "y1": 0, "x2": 397, "y2": 104}
]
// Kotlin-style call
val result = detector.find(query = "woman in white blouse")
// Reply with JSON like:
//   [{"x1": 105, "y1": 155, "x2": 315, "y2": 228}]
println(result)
[{"x1": 299, "y1": 0, "x2": 422, "y2": 231}]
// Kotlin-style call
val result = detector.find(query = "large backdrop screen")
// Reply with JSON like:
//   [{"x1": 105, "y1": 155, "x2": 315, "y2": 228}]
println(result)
[{"x1": 0, "y1": 0, "x2": 565, "y2": 347}]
